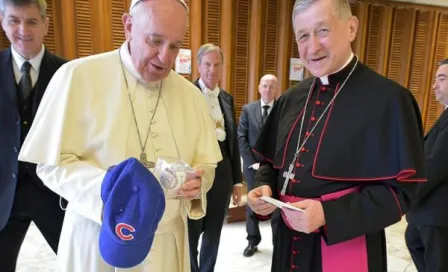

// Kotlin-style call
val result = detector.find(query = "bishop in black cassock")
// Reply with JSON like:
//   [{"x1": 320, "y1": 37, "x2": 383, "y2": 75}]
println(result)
[
  {"x1": 253, "y1": 53, "x2": 426, "y2": 271},
  {"x1": 249, "y1": 0, "x2": 426, "y2": 270},
  {"x1": 252, "y1": 52, "x2": 427, "y2": 272}
]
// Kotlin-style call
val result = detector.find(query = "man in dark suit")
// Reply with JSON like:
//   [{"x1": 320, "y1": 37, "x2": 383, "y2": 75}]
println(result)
[
  {"x1": 0, "y1": 0, "x2": 66, "y2": 270},
  {"x1": 238, "y1": 74, "x2": 279, "y2": 257},
  {"x1": 188, "y1": 43, "x2": 242, "y2": 272},
  {"x1": 405, "y1": 58, "x2": 448, "y2": 272}
]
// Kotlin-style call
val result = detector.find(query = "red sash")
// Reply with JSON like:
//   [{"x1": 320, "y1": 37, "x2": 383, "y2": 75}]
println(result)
[{"x1": 279, "y1": 187, "x2": 368, "y2": 272}]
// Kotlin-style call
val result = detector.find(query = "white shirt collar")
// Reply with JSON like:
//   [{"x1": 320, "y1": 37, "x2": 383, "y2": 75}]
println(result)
[
  {"x1": 198, "y1": 78, "x2": 219, "y2": 92},
  {"x1": 11, "y1": 45, "x2": 45, "y2": 72},
  {"x1": 120, "y1": 42, "x2": 160, "y2": 88},
  {"x1": 261, "y1": 99, "x2": 274, "y2": 108},
  {"x1": 319, "y1": 52, "x2": 354, "y2": 85}
]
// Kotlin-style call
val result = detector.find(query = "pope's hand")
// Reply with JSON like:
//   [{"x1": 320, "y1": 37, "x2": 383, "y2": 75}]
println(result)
[
  {"x1": 178, "y1": 169, "x2": 204, "y2": 200},
  {"x1": 247, "y1": 185, "x2": 276, "y2": 216}
]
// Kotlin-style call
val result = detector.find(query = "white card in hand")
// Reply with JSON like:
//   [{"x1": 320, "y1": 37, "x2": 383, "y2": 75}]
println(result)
[{"x1": 259, "y1": 196, "x2": 305, "y2": 212}]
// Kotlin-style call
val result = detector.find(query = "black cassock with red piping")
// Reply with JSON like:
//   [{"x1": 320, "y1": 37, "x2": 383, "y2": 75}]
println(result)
[{"x1": 253, "y1": 56, "x2": 426, "y2": 272}]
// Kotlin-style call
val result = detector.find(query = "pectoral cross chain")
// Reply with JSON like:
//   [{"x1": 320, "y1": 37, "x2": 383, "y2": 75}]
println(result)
[{"x1": 140, "y1": 152, "x2": 155, "y2": 169}]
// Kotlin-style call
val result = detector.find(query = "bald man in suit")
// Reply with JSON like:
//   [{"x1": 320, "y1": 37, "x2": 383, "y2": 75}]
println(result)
[{"x1": 238, "y1": 74, "x2": 279, "y2": 257}]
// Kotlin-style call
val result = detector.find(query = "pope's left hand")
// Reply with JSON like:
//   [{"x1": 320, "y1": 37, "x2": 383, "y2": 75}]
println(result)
[
  {"x1": 178, "y1": 169, "x2": 204, "y2": 200},
  {"x1": 282, "y1": 199, "x2": 326, "y2": 234},
  {"x1": 232, "y1": 184, "x2": 243, "y2": 206}
]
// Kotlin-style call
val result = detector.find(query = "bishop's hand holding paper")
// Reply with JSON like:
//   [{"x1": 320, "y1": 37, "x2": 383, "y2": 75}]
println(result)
[
  {"x1": 247, "y1": 185, "x2": 277, "y2": 216},
  {"x1": 281, "y1": 200, "x2": 325, "y2": 234}
]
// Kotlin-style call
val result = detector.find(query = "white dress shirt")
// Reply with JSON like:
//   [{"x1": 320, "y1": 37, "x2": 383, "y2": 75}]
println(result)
[
  {"x1": 199, "y1": 78, "x2": 226, "y2": 141},
  {"x1": 11, "y1": 45, "x2": 45, "y2": 87},
  {"x1": 260, "y1": 99, "x2": 274, "y2": 116}
]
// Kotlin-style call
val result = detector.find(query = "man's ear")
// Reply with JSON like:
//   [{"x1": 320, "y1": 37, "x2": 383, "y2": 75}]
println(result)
[
  {"x1": 122, "y1": 13, "x2": 133, "y2": 41},
  {"x1": 347, "y1": 16, "x2": 359, "y2": 43}
]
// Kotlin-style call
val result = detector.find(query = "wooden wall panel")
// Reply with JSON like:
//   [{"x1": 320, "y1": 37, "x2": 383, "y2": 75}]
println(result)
[
  {"x1": 350, "y1": 2, "x2": 368, "y2": 62},
  {"x1": 409, "y1": 10, "x2": 437, "y2": 111},
  {"x1": 276, "y1": 0, "x2": 294, "y2": 93},
  {"x1": 247, "y1": 0, "x2": 267, "y2": 103},
  {"x1": 43, "y1": 0, "x2": 57, "y2": 53},
  {"x1": 220, "y1": 0, "x2": 235, "y2": 92},
  {"x1": 183, "y1": 0, "x2": 191, "y2": 50},
  {"x1": 204, "y1": 0, "x2": 221, "y2": 46},
  {"x1": 386, "y1": 8, "x2": 416, "y2": 87},
  {"x1": 190, "y1": 0, "x2": 202, "y2": 80},
  {"x1": 364, "y1": 4, "x2": 393, "y2": 75},
  {"x1": 424, "y1": 12, "x2": 448, "y2": 133},
  {"x1": 74, "y1": 0, "x2": 94, "y2": 57},
  {"x1": 263, "y1": 0, "x2": 279, "y2": 76},
  {"x1": 111, "y1": 0, "x2": 127, "y2": 49},
  {"x1": 233, "y1": 0, "x2": 250, "y2": 119}
]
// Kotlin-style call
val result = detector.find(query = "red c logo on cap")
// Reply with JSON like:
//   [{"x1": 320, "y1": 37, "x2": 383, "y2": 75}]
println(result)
[{"x1": 115, "y1": 223, "x2": 135, "y2": 241}]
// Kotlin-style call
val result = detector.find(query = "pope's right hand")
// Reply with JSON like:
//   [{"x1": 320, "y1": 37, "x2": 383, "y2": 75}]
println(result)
[{"x1": 247, "y1": 185, "x2": 276, "y2": 216}]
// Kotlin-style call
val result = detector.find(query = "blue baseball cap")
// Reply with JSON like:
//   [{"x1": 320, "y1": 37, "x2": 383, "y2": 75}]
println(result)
[{"x1": 99, "y1": 157, "x2": 166, "y2": 268}]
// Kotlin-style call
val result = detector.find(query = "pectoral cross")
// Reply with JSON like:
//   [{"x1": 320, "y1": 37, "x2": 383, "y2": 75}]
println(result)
[
  {"x1": 280, "y1": 163, "x2": 295, "y2": 195},
  {"x1": 140, "y1": 152, "x2": 155, "y2": 169},
  {"x1": 283, "y1": 164, "x2": 295, "y2": 181}
]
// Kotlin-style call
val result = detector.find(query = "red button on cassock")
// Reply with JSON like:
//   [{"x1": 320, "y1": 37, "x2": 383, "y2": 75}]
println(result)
[
  {"x1": 311, "y1": 116, "x2": 316, "y2": 121},
  {"x1": 316, "y1": 100, "x2": 321, "y2": 105}
]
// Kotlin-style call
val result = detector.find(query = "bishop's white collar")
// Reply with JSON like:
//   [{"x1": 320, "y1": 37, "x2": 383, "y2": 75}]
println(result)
[{"x1": 319, "y1": 52, "x2": 354, "y2": 85}]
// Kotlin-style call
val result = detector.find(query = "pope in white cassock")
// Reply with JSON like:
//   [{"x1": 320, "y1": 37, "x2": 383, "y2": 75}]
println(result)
[{"x1": 17, "y1": 0, "x2": 222, "y2": 271}]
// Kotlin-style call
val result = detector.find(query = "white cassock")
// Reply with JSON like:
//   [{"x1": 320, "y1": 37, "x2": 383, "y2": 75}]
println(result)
[{"x1": 18, "y1": 42, "x2": 222, "y2": 272}]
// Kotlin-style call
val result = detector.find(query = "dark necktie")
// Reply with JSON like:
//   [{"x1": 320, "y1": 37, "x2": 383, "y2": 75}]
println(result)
[
  {"x1": 262, "y1": 105, "x2": 269, "y2": 125},
  {"x1": 19, "y1": 61, "x2": 32, "y2": 100}
]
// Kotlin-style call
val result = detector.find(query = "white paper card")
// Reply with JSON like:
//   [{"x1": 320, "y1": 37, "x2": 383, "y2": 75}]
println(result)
[{"x1": 259, "y1": 196, "x2": 305, "y2": 212}]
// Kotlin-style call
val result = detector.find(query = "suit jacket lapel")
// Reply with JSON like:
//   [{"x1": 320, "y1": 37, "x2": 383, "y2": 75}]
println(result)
[
  {"x1": 425, "y1": 108, "x2": 448, "y2": 140},
  {"x1": 193, "y1": 79, "x2": 200, "y2": 90},
  {"x1": 0, "y1": 48, "x2": 19, "y2": 109},
  {"x1": 254, "y1": 100, "x2": 263, "y2": 129},
  {"x1": 218, "y1": 91, "x2": 234, "y2": 149}
]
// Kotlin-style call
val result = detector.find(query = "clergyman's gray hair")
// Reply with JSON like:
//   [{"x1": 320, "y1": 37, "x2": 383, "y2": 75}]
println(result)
[
  {"x1": 0, "y1": 0, "x2": 47, "y2": 19},
  {"x1": 292, "y1": 0, "x2": 352, "y2": 33},
  {"x1": 197, "y1": 43, "x2": 223, "y2": 65}
]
